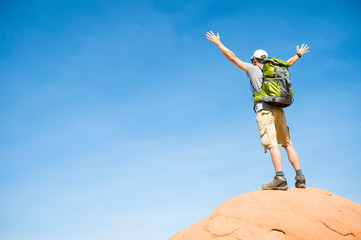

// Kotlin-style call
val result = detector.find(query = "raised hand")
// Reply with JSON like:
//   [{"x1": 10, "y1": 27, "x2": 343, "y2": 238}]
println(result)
[
  {"x1": 297, "y1": 44, "x2": 310, "y2": 56},
  {"x1": 206, "y1": 31, "x2": 221, "y2": 45}
]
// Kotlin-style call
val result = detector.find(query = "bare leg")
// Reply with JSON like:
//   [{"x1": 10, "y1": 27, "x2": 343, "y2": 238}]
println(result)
[
  {"x1": 262, "y1": 146, "x2": 289, "y2": 190},
  {"x1": 269, "y1": 146, "x2": 283, "y2": 172},
  {"x1": 284, "y1": 145, "x2": 301, "y2": 170}
]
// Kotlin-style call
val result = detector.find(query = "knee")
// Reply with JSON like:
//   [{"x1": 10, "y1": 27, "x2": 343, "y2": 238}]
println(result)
[{"x1": 283, "y1": 145, "x2": 293, "y2": 150}]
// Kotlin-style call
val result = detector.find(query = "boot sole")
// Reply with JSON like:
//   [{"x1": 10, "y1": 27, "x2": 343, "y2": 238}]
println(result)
[{"x1": 262, "y1": 185, "x2": 288, "y2": 191}]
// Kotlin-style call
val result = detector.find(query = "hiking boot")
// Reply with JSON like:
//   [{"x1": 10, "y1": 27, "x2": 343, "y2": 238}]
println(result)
[
  {"x1": 262, "y1": 176, "x2": 288, "y2": 190},
  {"x1": 295, "y1": 175, "x2": 306, "y2": 188}
]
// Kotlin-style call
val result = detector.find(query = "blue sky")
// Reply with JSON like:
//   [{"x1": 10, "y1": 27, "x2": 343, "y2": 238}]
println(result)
[{"x1": 1, "y1": 0, "x2": 361, "y2": 239}]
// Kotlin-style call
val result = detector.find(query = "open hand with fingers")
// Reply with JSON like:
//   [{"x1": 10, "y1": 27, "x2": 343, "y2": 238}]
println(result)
[
  {"x1": 206, "y1": 31, "x2": 221, "y2": 45},
  {"x1": 297, "y1": 44, "x2": 310, "y2": 56}
]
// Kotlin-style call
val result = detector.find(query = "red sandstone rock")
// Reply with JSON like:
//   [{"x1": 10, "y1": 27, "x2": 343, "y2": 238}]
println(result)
[{"x1": 170, "y1": 188, "x2": 361, "y2": 240}]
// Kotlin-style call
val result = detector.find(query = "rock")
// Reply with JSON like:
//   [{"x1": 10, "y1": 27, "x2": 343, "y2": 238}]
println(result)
[{"x1": 170, "y1": 188, "x2": 361, "y2": 240}]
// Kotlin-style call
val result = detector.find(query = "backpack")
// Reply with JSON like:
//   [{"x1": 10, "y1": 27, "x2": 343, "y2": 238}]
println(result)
[{"x1": 253, "y1": 57, "x2": 294, "y2": 108}]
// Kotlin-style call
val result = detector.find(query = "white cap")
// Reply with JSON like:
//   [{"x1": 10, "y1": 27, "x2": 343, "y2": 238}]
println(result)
[{"x1": 251, "y1": 49, "x2": 268, "y2": 59}]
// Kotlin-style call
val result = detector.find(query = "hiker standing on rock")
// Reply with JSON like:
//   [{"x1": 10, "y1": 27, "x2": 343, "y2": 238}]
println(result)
[{"x1": 206, "y1": 31, "x2": 309, "y2": 190}]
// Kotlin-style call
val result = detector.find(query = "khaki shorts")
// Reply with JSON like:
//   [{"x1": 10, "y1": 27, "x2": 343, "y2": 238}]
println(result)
[{"x1": 256, "y1": 106, "x2": 292, "y2": 153}]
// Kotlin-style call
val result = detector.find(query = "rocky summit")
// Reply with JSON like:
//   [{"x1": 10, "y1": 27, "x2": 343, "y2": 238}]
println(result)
[{"x1": 170, "y1": 187, "x2": 361, "y2": 240}]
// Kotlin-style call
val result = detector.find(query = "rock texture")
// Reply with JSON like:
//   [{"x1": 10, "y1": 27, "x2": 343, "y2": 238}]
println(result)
[{"x1": 170, "y1": 188, "x2": 361, "y2": 240}]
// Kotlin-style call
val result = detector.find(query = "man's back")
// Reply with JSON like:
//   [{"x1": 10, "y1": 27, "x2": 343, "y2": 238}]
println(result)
[{"x1": 244, "y1": 63, "x2": 271, "y2": 112}]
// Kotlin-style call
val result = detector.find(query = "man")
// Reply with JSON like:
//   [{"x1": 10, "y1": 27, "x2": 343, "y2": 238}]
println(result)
[{"x1": 206, "y1": 31, "x2": 310, "y2": 190}]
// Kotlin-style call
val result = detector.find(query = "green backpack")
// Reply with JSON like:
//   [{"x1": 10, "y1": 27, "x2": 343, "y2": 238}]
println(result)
[{"x1": 253, "y1": 57, "x2": 294, "y2": 108}]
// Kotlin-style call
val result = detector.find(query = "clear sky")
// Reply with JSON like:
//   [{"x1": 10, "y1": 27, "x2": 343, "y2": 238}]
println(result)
[{"x1": 1, "y1": 0, "x2": 361, "y2": 239}]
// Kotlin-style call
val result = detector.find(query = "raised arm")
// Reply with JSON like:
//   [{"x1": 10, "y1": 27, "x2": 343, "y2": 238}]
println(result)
[
  {"x1": 206, "y1": 31, "x2": 247, "y2": 71},
  {"x1": 287, "y1": 44, "x2": 310, "y2": 68}
]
